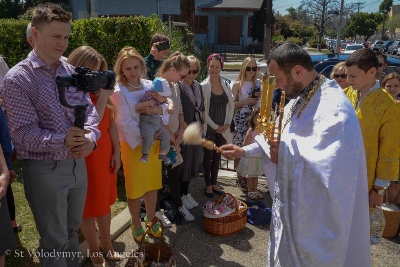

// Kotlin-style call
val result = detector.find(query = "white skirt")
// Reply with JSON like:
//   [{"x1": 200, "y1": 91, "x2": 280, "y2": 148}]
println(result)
[{"x1": 237, "y1": 157, "x2": 263, "y2": 178}]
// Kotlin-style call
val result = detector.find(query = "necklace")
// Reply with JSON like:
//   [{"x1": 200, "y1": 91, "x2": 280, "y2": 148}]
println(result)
[
  {"x1": 283, "y1": 75, "x2": 325, "y2": 130},
  {"x1": 127, "y1": 82, "x2": 142, "y2": 89}
]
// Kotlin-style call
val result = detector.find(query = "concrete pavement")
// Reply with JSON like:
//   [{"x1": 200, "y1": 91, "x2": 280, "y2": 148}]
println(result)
[{"x1": 81, "y1": 164, "x2": 400, "y2": 267}]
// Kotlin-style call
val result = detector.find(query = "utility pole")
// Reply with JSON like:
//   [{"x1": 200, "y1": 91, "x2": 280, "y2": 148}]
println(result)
[
  {"x1": 354, "y1": 2, "x2": 362, "y2": 13},
  {"x1": 335, "y1": 0, "x2": 344, "y2": 53},
  {"x1": 264, "y1": 0, "x2": 272, "y2": 60}
]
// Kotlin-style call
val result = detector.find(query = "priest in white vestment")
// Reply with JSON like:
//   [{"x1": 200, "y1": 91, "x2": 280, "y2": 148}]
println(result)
[{"x1": 220, "y1": 42, "x2": 371, "y2": 267}]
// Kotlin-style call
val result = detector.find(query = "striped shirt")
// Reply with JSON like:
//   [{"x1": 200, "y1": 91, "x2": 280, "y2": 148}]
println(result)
[{"x1": 0, "y1": 51, "x2": 100, "y2": 160}]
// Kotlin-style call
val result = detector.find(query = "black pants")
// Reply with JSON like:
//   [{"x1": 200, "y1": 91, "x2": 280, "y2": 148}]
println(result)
[
  {"x1": 167, "y1": 163, "x2": 189, "y2": 208},
  {"x1": 202, "y1": 129, "x2": 226, "y2": 187},
  {"x1": 6, "y1": 184, "x2": 15, "y2": 221}
]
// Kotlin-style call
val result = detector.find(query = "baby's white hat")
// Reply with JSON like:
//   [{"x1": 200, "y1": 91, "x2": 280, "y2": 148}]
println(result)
[{"x1": 152, "y1": 77, "x2": 172, "y2": 97}]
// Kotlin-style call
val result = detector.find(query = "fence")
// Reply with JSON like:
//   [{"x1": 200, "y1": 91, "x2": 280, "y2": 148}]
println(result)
[{"x1": 207, "y1": 43, "x2": 264, "y2": 61}]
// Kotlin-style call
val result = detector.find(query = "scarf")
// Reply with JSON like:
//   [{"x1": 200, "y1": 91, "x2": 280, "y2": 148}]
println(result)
[{"x1": 179, "y1": 80, "x2": 203, "y2": 123}]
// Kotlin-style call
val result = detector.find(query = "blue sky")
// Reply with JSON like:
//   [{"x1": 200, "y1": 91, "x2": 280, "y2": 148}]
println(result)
[{"x1": 273, "y1": 0, "x2": 384, "y2": 15}]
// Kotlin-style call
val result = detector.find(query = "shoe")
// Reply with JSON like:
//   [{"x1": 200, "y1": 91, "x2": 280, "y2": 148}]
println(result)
[
  {"x1": 155, "y1": 209, "x2": 172, "y2": 228},
  {"x1": 13, "y1": 225, "x2": 22, "y2": 233},
  {"x1": 203, "y1": 201, "x2": 234, "y2": 218},
  {"x1": 140, "y1": 154, "x2": 148, "y2": 163},
  {"x1": 212, "y1": 188, "x2": 225, "y2": 195},
  {"x1": 144, "y1": 216, "x2": 163, "y2": 238},
  {"x1": 248, "y1": 191, "x2": 259, "y2": 201},
  {"x1": 179, "y1": 206, "x2": 195, "y2": 221},
  {"x1": 97, "y1": 238, "x2": 121, "y2": 261},
  {"x1": 204, "y1": 188, "x2": 214, "y2": 198},
  {"x1": 186, "y1": 193, "x2": 199, "y2": 208},
  {"x1": 131, "y1": 225, "x2": 148, "y2": 243},
  {"x1": 236, "y1": 176, "x2": 248, "y2": 191},
  {"x1": 181, "y1": 195, "x2": 194, "y2": 209},
  {"x1": 255, "y1": 191, "x2": 265, "y2": 199},
  {"x1": 158, "y1": 153, "x2": 171, "y2": 165}
]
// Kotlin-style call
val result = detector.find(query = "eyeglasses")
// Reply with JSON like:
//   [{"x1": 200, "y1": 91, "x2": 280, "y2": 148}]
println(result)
[
  {"x1": 245, "y1": 66, "x2": 258, "y2": 72},
  {"x1": 177, "y1": 70, "x2": 187, "y2": 79},
  {"x1": 334, "y1": 74, "x2": 347, "y2": 79},
  {"x1": 378, "y1": 63, "x2": 385, "y2": 67},
  {"x1": 188, "y1": 69, "x2": 199, "y2": 75}
]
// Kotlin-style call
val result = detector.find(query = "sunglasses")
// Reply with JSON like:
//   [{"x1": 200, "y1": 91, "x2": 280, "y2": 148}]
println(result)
[
  {"x1": 177, "y1": 70, "x2": 187, "y2": 79},
  {"x1": 378, "y1": 63, "x2": 384, "y2": 67},
  {"x1": 188, "y1": 69, "x2": 199, "y2": 75},
  {"x1": 334, "y1": 74, "x2": 347, "y2": 79},
  {"x1": 245, "y1": 66, "x2": 258, "y2": 72}
]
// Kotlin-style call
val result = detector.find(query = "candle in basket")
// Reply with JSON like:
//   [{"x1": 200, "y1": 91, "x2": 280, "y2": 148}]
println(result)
[{"x1": 259, "y1": 73, "x2": 270, "y2": 117}]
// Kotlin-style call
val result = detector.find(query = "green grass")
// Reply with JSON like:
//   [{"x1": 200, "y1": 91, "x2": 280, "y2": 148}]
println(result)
[
  {"x1": 223, "y1": 64, "x2": 242, "y2": 69},
  {"x1": 5, "y1": 160, "x2": 127, "y2": 267}
]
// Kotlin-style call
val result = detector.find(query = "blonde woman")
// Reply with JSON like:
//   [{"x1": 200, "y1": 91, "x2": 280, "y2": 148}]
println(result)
[
  {"x1": 67, "y1": 46, "x2": 120, "y2": 267},
  {"x1": 201, "y1": 54, "x2": 235, "y2": 197},
  {"x1": 231, "y1": 57, "x2": 261, "y2": 191},
  {"x1": 111, "y1": 47, "x2": 168, "y2": 242},
  {"x1": 330, "y1": 62, "x2": 349, "y2": 89}
]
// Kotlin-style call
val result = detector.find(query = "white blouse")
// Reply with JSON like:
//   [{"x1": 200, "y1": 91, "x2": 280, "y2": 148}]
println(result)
[{"x1": 111, "y1": 79, "x2": 152, "y2": 150}]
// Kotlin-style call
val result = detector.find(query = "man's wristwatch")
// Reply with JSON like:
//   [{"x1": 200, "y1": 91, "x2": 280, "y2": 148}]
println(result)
[{"x1": 372, "y1": 187, "x2": 385, "y2": 195}]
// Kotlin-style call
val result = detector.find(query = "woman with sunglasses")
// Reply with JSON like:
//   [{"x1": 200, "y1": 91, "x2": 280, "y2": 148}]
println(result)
[
  {"x1": 330, "y1": 62, "x2": 349, "y2": 89},
  {"x1": 231, "y1": 57, "x2": 261, "y2": 191},
  {"x1": 167, "y1": 55, "x2": 205, "y2": 221},
  {"x1": 201, "y1": 54, "x2": 235, "y2": 197}
]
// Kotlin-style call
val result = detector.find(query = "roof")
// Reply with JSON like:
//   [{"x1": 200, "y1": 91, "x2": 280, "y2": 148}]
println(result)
[{"x1": 197, "y1": 0, "x2": 263, "y2": 11}]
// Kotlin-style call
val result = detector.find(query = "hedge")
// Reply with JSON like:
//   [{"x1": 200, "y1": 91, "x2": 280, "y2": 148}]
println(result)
[{"x1": 0, "y1": 15, "x2": 208, "y2": 75}]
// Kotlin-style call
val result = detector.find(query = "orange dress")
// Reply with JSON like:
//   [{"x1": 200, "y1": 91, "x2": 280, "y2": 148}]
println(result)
[{"x1": 83, "y1": 94, "x2": 117, "y2": 218}]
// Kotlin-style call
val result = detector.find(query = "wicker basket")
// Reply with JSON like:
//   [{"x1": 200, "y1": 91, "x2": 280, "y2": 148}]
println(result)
[
  {"x1": 203, "y1": 192, "x2": 247, "y2": 236},
  {"x1": 382, "y1": 193, "x2": 400, "y2": 238}
]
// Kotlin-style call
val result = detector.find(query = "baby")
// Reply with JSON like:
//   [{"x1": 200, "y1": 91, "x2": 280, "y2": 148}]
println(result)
[{"x1": 137, "y1": 77, "x2": 174, "y2": 164}]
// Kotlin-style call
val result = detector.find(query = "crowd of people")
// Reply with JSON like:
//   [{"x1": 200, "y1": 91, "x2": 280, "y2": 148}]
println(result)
[{"x1": 0, "y1": 3, "x2": 399, "y2": 267}]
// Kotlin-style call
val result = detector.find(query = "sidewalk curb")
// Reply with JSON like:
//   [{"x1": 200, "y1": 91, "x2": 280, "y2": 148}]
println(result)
[{"x1": 79, "y1": 207, "x2": 131, "y2": 266}]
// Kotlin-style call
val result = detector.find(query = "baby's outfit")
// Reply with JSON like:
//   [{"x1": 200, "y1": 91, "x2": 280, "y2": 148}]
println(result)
[{"x1": 139, "y1": 77, "x2": 171, "y2": 164}]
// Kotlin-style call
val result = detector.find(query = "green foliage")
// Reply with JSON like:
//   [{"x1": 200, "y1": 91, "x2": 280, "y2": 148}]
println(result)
[
  {"x1": 379, "y1": 0, "x2": 394, "y2": 14},
  {"x1": 346, "y1": 12, "x2": 383, "y2": 41},
  {"x1": 287, "y1": 37, "x2": 302, "y2": 46},
  {"x1": 0, "y1": 15, "x2": 195, "y2": 69},
  {"x1": 0, "y1": 0, "x2": 24, "y2": 19},
  {"x1": 0, "y1": 19, "x2": 32, "y2": 66},
  {"x1": 385, "y1": 14, "x2": 400, "y2": 39},
  {"x1": 308, "y1": 39, "x2": 327, "y2": 49}
]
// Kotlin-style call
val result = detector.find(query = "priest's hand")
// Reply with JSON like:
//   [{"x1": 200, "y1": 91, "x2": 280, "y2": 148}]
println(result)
[
  {"x1": 219, "y1": 144, "x2": 245, "y2": 160},
  {"x1": 369, "y1": 191, "x2": 384, "y2": 208},
  {"x1": 268, "y1": 139, "x2": 279, "y2": 164}
]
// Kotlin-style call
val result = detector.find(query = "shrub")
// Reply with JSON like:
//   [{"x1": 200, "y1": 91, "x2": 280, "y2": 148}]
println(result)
[
  {"x1": 308, "y1": 39, "x2": 328, "y2": 49},
  {"x1": 0, "y1": 15, "x2": 195, "y2": 69}
]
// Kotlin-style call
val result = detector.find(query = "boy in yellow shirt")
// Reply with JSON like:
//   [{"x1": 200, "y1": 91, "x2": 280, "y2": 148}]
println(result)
[{"x1": 344, "y1": 48, "x2": 400, "y2": 208}]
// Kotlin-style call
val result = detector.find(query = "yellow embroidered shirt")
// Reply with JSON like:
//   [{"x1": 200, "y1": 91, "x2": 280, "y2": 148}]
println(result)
[{"x1": 344, "y1": 86, "x2": 400, "y2": 192}]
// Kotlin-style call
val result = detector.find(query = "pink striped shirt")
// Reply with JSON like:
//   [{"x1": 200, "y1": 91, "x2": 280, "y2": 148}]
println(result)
[{"x1": 1, "y1": 51, "x2": 100, "y2": 160}]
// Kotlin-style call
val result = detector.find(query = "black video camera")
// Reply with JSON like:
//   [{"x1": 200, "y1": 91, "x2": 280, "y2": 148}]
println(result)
[
  {"x1": 56, "y1": 66, "x2": 115, "y2": 94},
  {"x1": 55, "y1": 66, "x2": 116, "y2": 129}
]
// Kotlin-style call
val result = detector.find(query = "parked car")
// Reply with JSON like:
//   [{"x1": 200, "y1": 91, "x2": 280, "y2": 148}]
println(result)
[
  {"x1": 312, "y1": 53, "x2": 400, "y2": 78},
  {"x1": 370, "y1": 40, "x2": 384, "y2": 51},
  {"x1": 379, "y1": 41, "x2": 394, "y2": 53},
  {"x1": 342, "y1": 44, "x2": 364, "y2": 54},
  {"x1": 388, "y1": 40, "x2": 400, "y2": 54}
]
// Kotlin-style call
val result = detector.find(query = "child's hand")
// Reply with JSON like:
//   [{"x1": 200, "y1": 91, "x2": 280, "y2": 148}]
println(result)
[
  {"x1": 146, "y1": 100, "x2": 156, "y2": 107},
  {"x1": 167, "y1": 107, "x2": 174, "y2": 115}
]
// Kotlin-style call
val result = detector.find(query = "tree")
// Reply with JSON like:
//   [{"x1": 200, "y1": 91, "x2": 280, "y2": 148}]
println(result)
[
  {"x1": 386, "y1": 14, "x2": 400, "y2": 39},
  {"x1": 300, "y1": 0, "x2": 340, "y2": 51},
  {"x1": 0, "y1": 0, "x2": 24, "y2": 19},
  {"x1": 346, "y1": 12, "x2": 383, "y2": 41},
  {"x1": 379, "y1": 0, "x2": 394, "y2": 39}
]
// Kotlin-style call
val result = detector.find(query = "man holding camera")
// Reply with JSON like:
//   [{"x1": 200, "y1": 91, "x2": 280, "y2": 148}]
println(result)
[
  {"x1": 1, "y1": 3, "x2": 99, "y2": 267},
  {"x1": 144, "y1": 33, "x2": 170, "y2": 81}
]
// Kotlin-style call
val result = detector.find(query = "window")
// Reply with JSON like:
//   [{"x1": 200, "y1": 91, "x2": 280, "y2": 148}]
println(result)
[
  {"x1": 248, "y1": 17, "x2": 253, "y2": 37},
  {"x1": 195, "y1": 15, "x2": 208, "y2": 34},
  {"x1": 162, "y1": 14, "x2": 181, "y2": 23}
]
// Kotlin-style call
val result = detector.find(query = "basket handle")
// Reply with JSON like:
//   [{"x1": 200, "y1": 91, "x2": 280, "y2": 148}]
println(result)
[{"x1": 215, "y1": 192, "x2": 240, "y2": 213}]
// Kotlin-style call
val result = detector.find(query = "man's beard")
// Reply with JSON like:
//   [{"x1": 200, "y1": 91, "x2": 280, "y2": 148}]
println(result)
[{"x1": 283, "y1": 74, "x2": 303, "y2": 99}]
